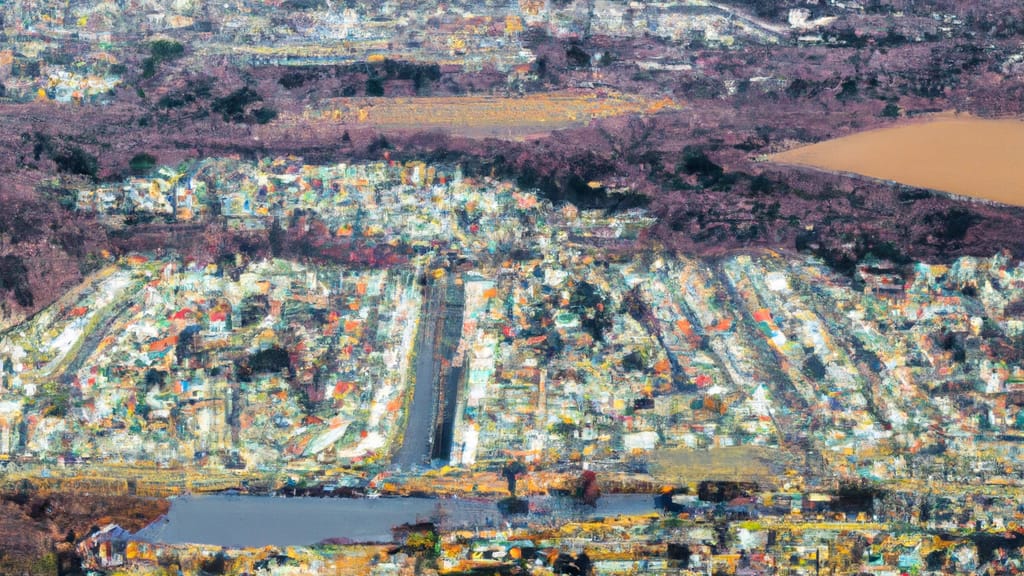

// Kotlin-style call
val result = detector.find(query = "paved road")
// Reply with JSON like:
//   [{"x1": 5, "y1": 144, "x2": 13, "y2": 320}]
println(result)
[
  {"x1": 59, "y1": 284, "x2": 143, "y2": 384},
  {"x1": 393, "y1": 277, "x2": 444, "y2": 469},
  {"x1": 431, "y1": 278, "x2": 465, "y2": 461}
]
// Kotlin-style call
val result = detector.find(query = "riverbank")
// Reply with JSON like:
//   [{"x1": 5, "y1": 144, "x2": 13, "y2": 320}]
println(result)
[{"x1": 0, "y1": 459, "x2": 667, "y2": 500}]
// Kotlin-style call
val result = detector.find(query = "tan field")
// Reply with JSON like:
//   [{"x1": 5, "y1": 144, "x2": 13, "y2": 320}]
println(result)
[
  {"x1": 770, "y1": 113, "x2": 1024, "y2": 207},
  {"x1": 647, "y1": 445, "x2": 804, "y2": 488},
  {"x1": 298, "y1": 90, "x2": 682, "y2": 139}
]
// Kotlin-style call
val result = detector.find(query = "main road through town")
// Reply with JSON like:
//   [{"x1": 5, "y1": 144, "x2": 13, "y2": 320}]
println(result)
[{"x1": 392, "y1": 273, "x2": 445, "y2": 469}]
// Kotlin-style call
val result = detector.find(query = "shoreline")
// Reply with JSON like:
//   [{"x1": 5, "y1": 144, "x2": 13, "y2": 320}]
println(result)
[{"x1": 764, "y1": 160, "x2": 1024, "y2": 211}]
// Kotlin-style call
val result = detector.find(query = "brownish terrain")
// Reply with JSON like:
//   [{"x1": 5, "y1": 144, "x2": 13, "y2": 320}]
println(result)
[
  {"x1": 771, "y1": 113, "x2": 1024, "y2": 207},
  {"x1": 0, "y1": 488, "x2": 169, "y2": 575},
  {"x1": 5, "y1": 21, "x2": 1024, "y2": 328}
]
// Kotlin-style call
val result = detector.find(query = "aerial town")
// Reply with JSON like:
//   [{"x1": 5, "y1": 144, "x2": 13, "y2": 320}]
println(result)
[
  {"x1": 3, "y1": 158, "x2": 1024, "y2": 574},
  {"x1": 4, "y1": 0, "x2": 1024, "y2": 574}
]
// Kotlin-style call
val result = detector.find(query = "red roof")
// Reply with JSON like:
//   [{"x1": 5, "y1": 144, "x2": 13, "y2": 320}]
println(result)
[{"x1": 148, "y1": 335, "x2": 178, "y2": 352}]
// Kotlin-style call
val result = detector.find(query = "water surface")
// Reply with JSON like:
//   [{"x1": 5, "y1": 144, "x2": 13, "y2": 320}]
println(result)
[{"x1": 134, "y1": 494, "x2": 656, "y2": 548}]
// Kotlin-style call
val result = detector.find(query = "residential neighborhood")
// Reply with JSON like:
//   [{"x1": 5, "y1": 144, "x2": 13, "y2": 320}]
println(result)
[{"x1": 4, "y1": 158, "x2": 1024, "y2": 573}]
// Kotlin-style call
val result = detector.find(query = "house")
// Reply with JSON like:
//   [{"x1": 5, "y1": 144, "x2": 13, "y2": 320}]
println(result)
[
  {"x1": 209, "y1": 309, "x2": 229, "y2": 332},
  {"x1": 78, "y1": 524, "x2": 132, "y2": 569}
]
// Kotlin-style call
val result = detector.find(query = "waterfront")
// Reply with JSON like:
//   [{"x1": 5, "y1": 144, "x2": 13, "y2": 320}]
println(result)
[
  {"x1": 770, "y1": 113, "x2": 1024, "y2": 206},
  {"x1": 133, "y1": 494, "x2": 658, "y2": 548}
]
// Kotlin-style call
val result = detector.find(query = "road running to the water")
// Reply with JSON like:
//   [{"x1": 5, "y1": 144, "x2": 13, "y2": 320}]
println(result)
[
  {"x1": 392, "y1": 276, "x2": 444, "y2": 469},
  {"x1": 431, "y1": 276, "x2": 465, "y2": 461}
]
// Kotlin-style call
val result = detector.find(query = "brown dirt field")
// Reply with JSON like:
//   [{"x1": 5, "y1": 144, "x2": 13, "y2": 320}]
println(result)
[{"x1": 770, "y1": 113, "x2": 1024, "y2": 207}]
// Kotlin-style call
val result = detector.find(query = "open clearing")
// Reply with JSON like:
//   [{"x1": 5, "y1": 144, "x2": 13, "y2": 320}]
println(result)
[{"x1": 770, "y1": 113, "x2": 1024, "y2": 207}]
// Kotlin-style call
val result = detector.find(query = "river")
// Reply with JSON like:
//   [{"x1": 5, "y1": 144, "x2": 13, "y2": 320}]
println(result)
[
  {"x1": 133, "y1": 494, "x2": 657, "y2": 548},
  {"x1": 770, "y1": 113, "x2": 1024, "y2": 207}
]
